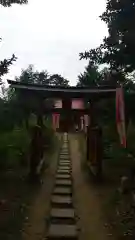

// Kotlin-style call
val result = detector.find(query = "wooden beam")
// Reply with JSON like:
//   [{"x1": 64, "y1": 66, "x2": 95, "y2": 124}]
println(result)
[{"x1": 7, "y1": 80, "x2": 116, "y2": 99}]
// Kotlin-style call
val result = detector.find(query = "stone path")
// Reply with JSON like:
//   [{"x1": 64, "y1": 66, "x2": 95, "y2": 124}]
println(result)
[{"x1": 46, "y1": 133, "x2": 78, "y2": 239}]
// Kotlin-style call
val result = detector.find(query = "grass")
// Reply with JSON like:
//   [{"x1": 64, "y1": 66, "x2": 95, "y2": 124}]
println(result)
[
  {"x1": 78, "y1": 129, "x2": 135, "y2": 239},
  {"x1": 0, "y1": 129, "x2": 60, "y2": 240},
  {"x1": 77, "y1": 133, "x2": 87, "y2": 170},
  {"x1": 0, "y1": 128, "x2": 30, "y2": 170},
  {"x1": 102, "y1": 124, "x2": 135, "y2": 239},
  {"x1": 0, "y1": 170, "x2": 34, "y2": 240}
]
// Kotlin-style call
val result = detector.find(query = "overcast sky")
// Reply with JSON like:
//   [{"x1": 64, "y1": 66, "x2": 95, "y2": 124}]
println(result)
[{"x1": 0, "y1": 0, "x2": 108, "y2": 86}]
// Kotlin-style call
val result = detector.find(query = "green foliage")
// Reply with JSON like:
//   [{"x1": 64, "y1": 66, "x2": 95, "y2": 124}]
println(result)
[
  {"x1": 15, "y1": 65, "x2": 69, "y2": 86},
  {"x1": 15, "y1": 65, "x2": 50, "y2": 85},
  {"x1": 0, "y1": 0, "x2": 28, "y2": 7},
  {"x1": 49, "y1": 74, "x2": 69, "y2": 86},
  {"x1": 100, "y1": 0, "x2": 135, "y2": 73},
  {"x1": 0, "y1": 0, "x2": 27, "y2": 84},
  {"x1": 77, "y1": 62, "x2": 101, "y2": 87},
  {"x1": 7, "y1": 65, "x2": 70, "y2": 129},
  {"x1": 80, "y1": 0, "x2": 135, "y2": 75},
  {"x1": 0, "y1": 53, "x2": 17, "y2": 82},
  {"x1": 0, "y1": 128, "x2": 30, "y2": 169},
  {"x1": 42, "y1": 125, "x2": 56, "y2": 150}
]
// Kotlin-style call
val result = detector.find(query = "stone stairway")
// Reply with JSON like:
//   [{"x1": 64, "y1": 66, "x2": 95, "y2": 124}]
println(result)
[{"x1": 47, "y1": 133, "x2": 78, "y2": 239}]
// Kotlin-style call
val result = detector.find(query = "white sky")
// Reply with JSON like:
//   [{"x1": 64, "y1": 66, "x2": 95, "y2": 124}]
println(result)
[{"x1": 0, "y1": 0, "x2": 108, "y2": 86}]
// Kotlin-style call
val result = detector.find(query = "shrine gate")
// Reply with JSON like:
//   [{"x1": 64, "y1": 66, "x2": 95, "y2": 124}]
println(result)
[{"x1": 7, "y1": 80, "x2": 116, "y2": 179}]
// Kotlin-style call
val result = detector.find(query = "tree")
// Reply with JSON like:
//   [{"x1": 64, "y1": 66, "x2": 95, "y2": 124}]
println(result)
[
  {"x1": 16, "y1": 65, "x2": 50, "y2": 85},
  {"x1": 0, "y1": 0, "x2": 27, "y2": 82},
  {"x1": 8, "y1": 66, "x2": 70, "y2": 128},
  {"x1": 49, "y1": 74, "x2": 69, "y2": 86},
  {"x1": 0, "y1": 0, "x2": 27, "y2": 7},
  {"x1": 33, "y1": 70, "x2": 50, "y2": 85},
  {"x1": 80, "y1": 0, "x2": 135, "y2": 75},
  {"x1": 0, "y1": 39, "x2": 17, "y2": 83},
  {"x1": 9, "y1": 65, "x2": 50, "y2": 128},
  {"x1": 77, "y1": 62, "x2": 101, "y2": 87}
]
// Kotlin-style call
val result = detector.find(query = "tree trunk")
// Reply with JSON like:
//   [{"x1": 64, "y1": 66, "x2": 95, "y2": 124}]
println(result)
[
  {"x1": 25, "y1": 116, "x2": 29, "y2": 130},
  {"x1": 37, "y1": 113, "x2": 43, "y2": 127}
]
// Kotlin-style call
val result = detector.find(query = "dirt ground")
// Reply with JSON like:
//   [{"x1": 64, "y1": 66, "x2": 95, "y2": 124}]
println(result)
[
  {"x1": 5, "y1": 133, "x2": 116, "y2": 240},
  {"x1": 69, "y1": 134, "x2": 114, "y2": 240}
]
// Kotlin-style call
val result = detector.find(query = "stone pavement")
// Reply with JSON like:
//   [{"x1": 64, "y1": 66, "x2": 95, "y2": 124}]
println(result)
[{"x1": 47, "y1": 133, "x2": 78, "y2": 239}]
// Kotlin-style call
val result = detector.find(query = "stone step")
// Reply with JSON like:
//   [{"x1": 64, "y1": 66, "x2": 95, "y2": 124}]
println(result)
[
  {"x1": 58, "y1": 161, "x2": 71, "y2": 167},
  {"x1": 47, "y1": 224, "x2": 78, "y2": 239},
  {"x1": 55, "y1": 179, "x2": 72, "y2": 187},
  {"x1": 59, "y1": 156, "x2": 70, "y2": 159},
  {"x1": 59, "y1": 159, "x2": 70, "y2": 162},
  {"x1": 57, "y1": 169, "x2": 71, "y2": 174},
  {"x1": 60, "y1": 154, "x2": 70, "y2": 157},
  {"x1": 60, "y1": 155, "x2": 69, "y2": 158},
  {"x1": 51, "y1": 195, "x2": 72, "y2": 208},
  {"x1": 59, "y1": 161, "x2": 71, "y2": 164},
  {"x1": 60, "y1": 152, "x2": 69, "y2": 154},
  {"x1": 57, "y1": 168, "x2": 71, "y2": 172},
  {"x1": 50, "y1": 208, "x2": 75, "y2": 220},
  {"x1": 61, "y1": 149, "x2": 69, "y2": 151},
  {"x1": 59, "y1": 157, "x2": 70, "y2": 160},
  {"x1": 54, "y1": 187, "x2": 72, "y2": 195},
  {"x1": 60, "y1": 149, "x2": 69, "y2": 155},
  {"x1": 60, "y1": 153, "x2": 69, "y2": 155},
  {"x1": 56, "y1": 174, "x2": 71, "y2": 179},
  {"x1": 58, "y1": 166, "x2": 71, "y2": 170},
  {"x1": 58, "y1": 160, "x2": 71, "y2": 166}
]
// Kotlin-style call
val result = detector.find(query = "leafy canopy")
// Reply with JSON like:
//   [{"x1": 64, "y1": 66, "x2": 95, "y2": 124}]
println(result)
[
  {"x1": 0, "y1": 0, "x2": 28, "y2": 80},
  {"x1": 0, "y1": 0, "x2": 27, "y2": 7},
  {"x1": 80, "y1": 0, "x2": 135, "y2": 74}
]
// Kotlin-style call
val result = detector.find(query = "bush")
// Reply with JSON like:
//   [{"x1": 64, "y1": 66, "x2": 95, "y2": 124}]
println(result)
[
  {"x1": 0, "y1": 128, "x2": 30, "y2": 169},
  {"x1": 42, "y1": 125, "x2": 56, "y2": 150}
]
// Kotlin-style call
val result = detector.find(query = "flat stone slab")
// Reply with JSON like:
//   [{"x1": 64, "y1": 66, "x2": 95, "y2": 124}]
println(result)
[
  {"x1": 51, "y1": 208, "x2": 75, "y2": 219},
  {"x1": 60, "y1": 156, "x2": 70, "y2": 159},
  {"x1": 60, "y1": 153, "x2": 70, "y2": 156},
  {"x1": 59, "y1": 158, "x2": 70, "y2": 161},
  {"x1": 56, "y1": 174, "x2": 71, "y2": 179},
  {"x1": 57, "y1": 169, "x2": 71, "y2": 174},
  {"x1": 51, "y1": 195, "x2": 72, "y2": 205},
  {"x1": 57, "y1": 168, "x2": 70, "y2": 172},
  {"x1": 55, "y1": 179, "x2": 72, "y2": 186},
  {"x1": 59, "y1": 160, "x2": 70, "y2": 163},
  {"x1": 60, "y1": 154, "x2": 70, "y2": 156},
  {"x1": 58, "y1": 165, "x2": 71, "y2": 169},
  {"x1": 59, "y1": 156, "x2": 70, "y2": 160},
  {"x1": 59, "y1": 153, "x2": 70, "y2": 156},
  {"x1": 58, "y1": 166, "x2": 70, "y2": 170},
  {"x1": 60, "y1": 154, "x2": 69, "y2": 156},
  {"x1": 48, "y1": 224, "x2": 77, "y2": 239},
  {"x1": 54, "y1": 187, "x2": 72, "y2": 195},
  {"x1": 59, "y1": 162, "x2": 71, "y2": 167},
  {"x1": 61, "y1": 149, "x2": 68, "y2": 151}
]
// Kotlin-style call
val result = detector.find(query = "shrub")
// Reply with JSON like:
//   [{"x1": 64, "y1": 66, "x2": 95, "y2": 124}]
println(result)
[
  {"x1": 42, "y1": 125, "x2": 55, "y2": 149},
  {"x1": 0, "y1": 128, "x2": 30, "y2": 169}
]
